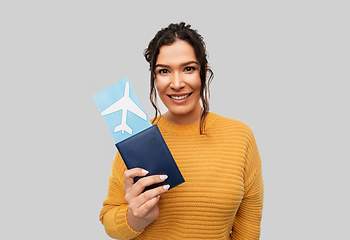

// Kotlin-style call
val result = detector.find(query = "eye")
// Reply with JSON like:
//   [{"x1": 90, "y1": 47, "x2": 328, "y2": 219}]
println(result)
[
  {"x1": 184, "y1": 66, "x2": 195, "y2": 72},
  {"x1": 157, "y1": 69, "x2": 169, "y2": 75}
]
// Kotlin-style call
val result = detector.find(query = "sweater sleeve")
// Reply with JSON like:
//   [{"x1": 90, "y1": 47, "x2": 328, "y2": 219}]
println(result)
[
  {"x1": 99, "y1": 153, "x2": 144, "y2": 239},
  {"x1": 231, "y1": 128, "x2": 264, "y2": 240}
]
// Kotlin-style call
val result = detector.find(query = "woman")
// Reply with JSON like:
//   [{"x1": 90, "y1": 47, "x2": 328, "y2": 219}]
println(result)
[{"x1": 99, "y1": 22, "x2": 263, "y2": 240}]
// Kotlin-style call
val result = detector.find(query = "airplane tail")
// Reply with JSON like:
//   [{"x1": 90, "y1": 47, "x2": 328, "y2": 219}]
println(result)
[{"x1": 114, "y1": 122, "x2": 132, "y2": 135}]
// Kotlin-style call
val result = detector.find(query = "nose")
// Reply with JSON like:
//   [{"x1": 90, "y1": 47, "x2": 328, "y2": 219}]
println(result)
[{"x1": 170, "y1": 72, "x2": 185, "y2": 90}]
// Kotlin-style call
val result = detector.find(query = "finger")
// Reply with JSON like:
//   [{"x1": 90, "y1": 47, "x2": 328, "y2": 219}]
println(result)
[
  {"x1": 124, "y1": 168, "x2": 149, "y2": 190},
  {"x1": 131, "y1": 197, "x2": 160, "y2": 218},
  {"x1": 132, "y1": 174, "x2": 168, "y2": 195},
  {"x1": 128, "y1": 184, "x2": 170, "y2": 210}
]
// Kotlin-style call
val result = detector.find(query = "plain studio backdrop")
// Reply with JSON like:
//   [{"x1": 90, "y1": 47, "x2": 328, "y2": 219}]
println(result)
[{"x1": 1, "y1": 1, "x2": 349, "y2": 239}]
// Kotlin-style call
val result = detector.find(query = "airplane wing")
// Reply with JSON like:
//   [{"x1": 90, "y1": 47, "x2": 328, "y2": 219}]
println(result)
[
  {"x1": 101, "y1": 98, "x2": 125, "y2": 116},
  {"x1": 125, "y1": 98, "x2": 147, "y2": 120}
]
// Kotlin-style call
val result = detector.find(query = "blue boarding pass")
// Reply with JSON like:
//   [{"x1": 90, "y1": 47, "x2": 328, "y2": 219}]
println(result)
[{"x1": 93, "y1": 78, "x2": 152, "y2": 144}]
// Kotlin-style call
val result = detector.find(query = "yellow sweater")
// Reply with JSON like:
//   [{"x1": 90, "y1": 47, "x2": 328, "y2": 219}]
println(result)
[{"x1": 99, "y1": 113, "x2": 263, "y2": 240}]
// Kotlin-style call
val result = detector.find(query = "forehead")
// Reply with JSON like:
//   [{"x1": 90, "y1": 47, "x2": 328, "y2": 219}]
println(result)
[{"x1": 156, "y1": 40, "x2": 197, "y2": 65}]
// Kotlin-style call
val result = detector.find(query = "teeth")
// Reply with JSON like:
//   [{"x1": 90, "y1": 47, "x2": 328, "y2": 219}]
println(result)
[{"x1": 170, "y1": 94, "x2": 190, "y2": 100}]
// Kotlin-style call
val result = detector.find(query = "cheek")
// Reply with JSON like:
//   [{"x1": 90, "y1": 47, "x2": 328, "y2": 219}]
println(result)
[
  {"x1": 155, "y1": 78, "x2": 168, "y2": 95},
  {"x1": 187, "y1": 74, "x2": 202, "y2": 91}
]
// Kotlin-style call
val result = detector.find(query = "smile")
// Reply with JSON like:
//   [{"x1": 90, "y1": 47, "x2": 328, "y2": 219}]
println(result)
[{"x1": 168, "y1": 93, "x2": 192, "y2": 100}]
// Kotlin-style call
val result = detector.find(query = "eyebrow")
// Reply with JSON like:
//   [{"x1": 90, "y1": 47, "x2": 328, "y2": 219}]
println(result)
[{"x1": 155, "y1": 61, "x2": 199, "y2": 69}]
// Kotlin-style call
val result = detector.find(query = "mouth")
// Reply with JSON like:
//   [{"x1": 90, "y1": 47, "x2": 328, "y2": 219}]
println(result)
[{"x1": 168, "y1": 93, "x2": 192, "y2": 100}]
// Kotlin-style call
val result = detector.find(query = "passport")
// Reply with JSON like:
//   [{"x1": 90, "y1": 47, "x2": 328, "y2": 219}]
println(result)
[
  {"x1": 93, "y1": 78, "x2": 185, "y2": 191},
  {"x1": 116, "y1": 124, "x2": 185, "y2": 191}
]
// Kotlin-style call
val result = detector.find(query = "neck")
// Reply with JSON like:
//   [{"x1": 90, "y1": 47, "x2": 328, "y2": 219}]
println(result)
[{"x1": 163, "y1": 104, "x2": 203, "y2": 125}]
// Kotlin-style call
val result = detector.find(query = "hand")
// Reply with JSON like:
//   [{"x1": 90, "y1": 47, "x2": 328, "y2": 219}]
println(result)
[{"x1": 124, "y1": 168, "x2": 170, "y2": 231}]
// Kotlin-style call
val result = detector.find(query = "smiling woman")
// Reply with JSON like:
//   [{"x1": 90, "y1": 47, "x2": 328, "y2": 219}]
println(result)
[{"x1": 99, "y1": 22, "x2": 264, "y2": 240}]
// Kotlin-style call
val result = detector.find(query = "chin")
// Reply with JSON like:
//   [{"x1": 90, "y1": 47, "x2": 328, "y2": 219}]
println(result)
[{"x1": 168, "y1": 105, "x2": 200, "y2": 117}]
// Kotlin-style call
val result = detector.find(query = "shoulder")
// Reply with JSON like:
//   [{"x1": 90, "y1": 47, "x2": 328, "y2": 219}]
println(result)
[
  {"x1": 210, "y1": 113, "x2": 253, "y2": 133},
  {"x1": 207, "y1": 113, "x2": 256, "y2": 145}
]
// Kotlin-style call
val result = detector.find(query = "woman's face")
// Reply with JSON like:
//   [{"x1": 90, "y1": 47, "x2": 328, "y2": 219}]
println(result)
[{"x1": 155, "y1": 40, "x2": 202, "y2": 124}]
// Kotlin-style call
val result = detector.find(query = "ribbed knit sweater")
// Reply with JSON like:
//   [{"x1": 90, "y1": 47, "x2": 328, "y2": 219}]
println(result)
[{"x1": 99, "y1": 112, "x2": 263, "y2": 240}]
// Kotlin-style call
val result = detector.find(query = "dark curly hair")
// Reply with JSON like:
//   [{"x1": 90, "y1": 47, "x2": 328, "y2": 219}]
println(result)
[{"x1": 144, "y1": 22, "x2": 214, "y2": 134}]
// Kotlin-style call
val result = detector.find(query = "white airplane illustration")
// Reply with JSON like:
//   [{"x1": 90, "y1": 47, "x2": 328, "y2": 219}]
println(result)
[{"x1": 101, "y1": 82, "x2": 147, "y2": 134}]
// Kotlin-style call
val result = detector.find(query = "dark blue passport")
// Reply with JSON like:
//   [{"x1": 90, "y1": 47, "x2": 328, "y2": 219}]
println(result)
[{"x1": 116, "y1": 124, "x2": 185, "y2": 191}]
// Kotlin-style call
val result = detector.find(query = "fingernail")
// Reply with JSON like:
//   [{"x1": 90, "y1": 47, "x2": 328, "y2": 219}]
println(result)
[
  {"x1": 160, "y1": 175, "x2": 168, "y2": 180},
  {"x1": 163, "y1": 184, "x2": 170, "y2": 190},
  {"x1": 142, "y1": 169, "x2": 149, "y2": 175}
]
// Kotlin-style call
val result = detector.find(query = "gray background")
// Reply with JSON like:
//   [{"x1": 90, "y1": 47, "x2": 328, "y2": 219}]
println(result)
[{"x1": 1, "y1": 1, "x2": 349, "y2": 239}]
